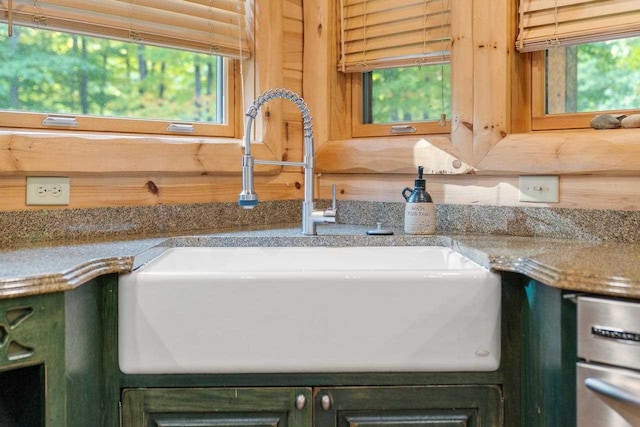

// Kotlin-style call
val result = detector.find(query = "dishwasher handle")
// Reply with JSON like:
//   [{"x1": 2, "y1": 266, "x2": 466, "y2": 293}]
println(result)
[{"x1": 585, "y1": 377, "x2": 640, "y2": 407}]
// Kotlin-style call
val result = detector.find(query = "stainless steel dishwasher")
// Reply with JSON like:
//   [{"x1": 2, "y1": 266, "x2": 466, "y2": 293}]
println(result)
[{"x1": 577, "y1": 296, "x2": 640, "y2": 426}]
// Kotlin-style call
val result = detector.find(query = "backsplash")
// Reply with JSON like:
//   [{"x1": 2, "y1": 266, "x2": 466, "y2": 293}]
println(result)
[
  {"x1": 2, "y1": 200, "x2": 639, "y2": 245},
  {"x1": 337, "y1": 201, "x2": 640, "y2": 243},
  {"x1": 0, "y1": 201, "x2": 301, "y2": 246}
]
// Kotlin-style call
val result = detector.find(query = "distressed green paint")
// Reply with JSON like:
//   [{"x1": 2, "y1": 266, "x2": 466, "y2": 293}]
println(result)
[
  {"x1": 501, "y1": 272, "x2": 526, "y2": 427},
  {"x1": 314, "y1": 385, "x2": 502, "y2": 427},
  {"x1": 65, "y1": 278, "x2": 108, "y2": 427},
  {"x1": 99, "y1": 275, "x2": 121, "y2": 427},
  {"x1": 0, "y1": 292, "x2": 65, "y2": 426},
  {"x1": 108, "y1": 272, "x2": 524, "y2": 427},
  {"x1": 521, "y1": 279, "x2": 577, "y2": 427},
  {"x1": 0, "y1": 270, "x2": 532, "y2": 426},
  {"x1": 121, "y1": 387, "x2": 313, "y2": 427}
]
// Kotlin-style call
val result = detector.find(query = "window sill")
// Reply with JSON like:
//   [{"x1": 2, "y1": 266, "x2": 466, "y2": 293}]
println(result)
[
  {"x1": 532, "y1": 110, "x2": 640, "y2": 131},
  {"x1": 0, "y1": 130, "x2": 280, "y2": 176}
]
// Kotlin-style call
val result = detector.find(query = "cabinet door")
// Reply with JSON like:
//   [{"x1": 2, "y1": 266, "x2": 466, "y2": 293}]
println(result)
[
  {"x1": 0, "y1": 292, "x2": 65, "y2": 427},
  {"x1": 122, "y1": 387, "x2": 312, "y2": 427},
  {"x1": 314, "y1": 386, "x2": 502, "y2": 427}
]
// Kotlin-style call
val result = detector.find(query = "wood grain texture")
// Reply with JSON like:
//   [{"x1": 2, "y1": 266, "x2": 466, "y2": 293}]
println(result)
[
  {"x1": 0, "y1": 131, "x2": 279, "y2": 176},
  {"x1": 476, "y1": 129, "x2": 640, "y2": 175},
  {"x1": 314, "y1": 386, "x2": 502, "y2": 427},
  {"x1": 472, "y1": 0, "x2": 510, "y2": 164},
  {"x1": 532, "y1": 110, "x2": 640, "y2": 131},
  {"x1": 122, "y1": 387, "x2": 313, "y2": 427},
  {"x1": 99, "y1": 276, "x2": 120, "y2": 427},
  {"x1": 303, "y1": 0, "x2": 331, "y2": 147},
  {"x1": 449, "y1": 0, "x2": 474, "y2": 162},
  {"x1": 316, "y1": 136, "x2": 474, "y2": 174},
  {"x1": 303, "y1": 0, "x2": 351, "y2": 144},
  {"x1": 255, "y1": 0, "x2": 284, "y2": 159},
  {"x1": 65, "y1": 280, "x2": 107, "y2": 427},
  {"x1": 521, "y1": 280, "x2": 576, "y2": 427},
  {"x1": 0, "y1": 173, "x2": 303, "y2": 211},
  {"x1": 0, "y1": 293, "x2": 65, "y2": 426},
  {"x1": 318, "y1": 174, "x2": 640, "y2": 210},
  {"x1": 511, "y1": 6, "x2": 532, "y2": 135}
]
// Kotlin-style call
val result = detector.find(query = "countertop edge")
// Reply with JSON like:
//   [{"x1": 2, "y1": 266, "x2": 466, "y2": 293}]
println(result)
[
  {"x1": 1, "y1": 230, "x2": 639, "y2": 299},
  {"x1": 0, "y1": 257, "x2": 133, "y2": 298},
  {"x1": 490, "y1": 256, "x2": 639, "y2": 298}
]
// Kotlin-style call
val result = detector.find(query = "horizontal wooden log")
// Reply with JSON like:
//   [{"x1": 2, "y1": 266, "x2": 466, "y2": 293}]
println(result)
[
  {"x1": 476, "y1": 129, "x2": 640, "y2": 175},
  {"x1": 316, "y1": 136, "x2": 474, "y2": 174},
  {"x1": 318, "y1": 173, "x2": 640, "y2": 210},
  {"x1": 0, "y1": 131, "x2": 280, "y2": 176},
  {"x1": 0, "y1": 172, "x2": 303, "y2": 211}
]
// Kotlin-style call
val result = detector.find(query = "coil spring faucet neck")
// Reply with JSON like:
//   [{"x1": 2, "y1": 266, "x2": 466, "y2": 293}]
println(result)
[{"x1": 238, "y1": 88, "x2": 336, "y2": 235}]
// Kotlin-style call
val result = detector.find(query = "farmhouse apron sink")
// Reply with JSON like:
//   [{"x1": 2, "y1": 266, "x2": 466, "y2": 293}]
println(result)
[{"x1": 118, "y1": 246, "x2": 501, "y2": 374}]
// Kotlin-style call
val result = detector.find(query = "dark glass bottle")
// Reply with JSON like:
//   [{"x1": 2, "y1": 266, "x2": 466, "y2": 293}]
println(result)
[{"x1": 402, "y1": 166, "x2": 435, "y2": 234}]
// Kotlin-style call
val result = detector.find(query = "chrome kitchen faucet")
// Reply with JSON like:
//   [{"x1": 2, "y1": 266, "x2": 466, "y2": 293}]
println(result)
[{"x1": 238, "y1": 88, "x2": 336, "y2": 235}]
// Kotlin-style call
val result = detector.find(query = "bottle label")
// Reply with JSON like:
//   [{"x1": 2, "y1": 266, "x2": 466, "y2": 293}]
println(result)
[{"x1": 404, "y1": 203, "x2": 436, "y2": 235}]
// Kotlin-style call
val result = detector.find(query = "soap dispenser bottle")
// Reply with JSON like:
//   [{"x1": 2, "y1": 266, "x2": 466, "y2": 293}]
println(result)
[{"x1": 402, "y1": 166, "x2": 436, "y2": 235}]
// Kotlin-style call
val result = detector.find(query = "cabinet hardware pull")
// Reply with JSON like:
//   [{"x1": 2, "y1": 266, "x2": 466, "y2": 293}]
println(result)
[
  {"x1": 295, "y1": 394, "x2": 306, "y2": 410},
  {"x1": 321, "y1": 394, "x2": 331, "y2": 411}
]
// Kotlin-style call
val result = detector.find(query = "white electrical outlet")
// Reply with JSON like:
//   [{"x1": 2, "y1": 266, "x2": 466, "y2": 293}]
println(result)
[
  {"x1": 518, "y1": 176, "x2": 559, "y2": 203},
  {"x1": 26, "y1": 177, "x2": 70, "y2": 205}
]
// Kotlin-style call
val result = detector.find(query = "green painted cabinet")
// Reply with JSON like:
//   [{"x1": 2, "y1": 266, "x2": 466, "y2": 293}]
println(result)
[
  {"x1": 0, "y1": 292, "x2": 65, "y2": 426},
  {"x1": 315, "y1": 386, "x2": 503, "y2": 427},
  {"x1": 520, "y1": 279, "x2": 577, "y2": 427},
  {"x1": 0, "y1": 277, "x2": 114, "y2": 427},
  {"x1": 121, "y1": 385, "x2": 502, "y2": 427},
  {"x1": 121, "y1": 387, "x2": 313, "y2": 427}
]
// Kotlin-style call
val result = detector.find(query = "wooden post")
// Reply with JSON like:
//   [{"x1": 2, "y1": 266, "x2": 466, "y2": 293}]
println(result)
[
  {"x1": 254, "y1": 0, "x2": 284, "y2": 157},
  {"x1": 303, "y1": 0, "x2": 350, "y2": 147},
  {"x1": 450, "y1": 0, "x2": 474, "y2": 163},
  {"x1": 472, "y1": 0, "x2": 510, "y2": 164}
]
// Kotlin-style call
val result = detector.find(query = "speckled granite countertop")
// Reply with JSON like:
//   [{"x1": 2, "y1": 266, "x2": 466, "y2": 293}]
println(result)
[{"x1": 1, "y1": 224, "x2": 640, "y2": 299}]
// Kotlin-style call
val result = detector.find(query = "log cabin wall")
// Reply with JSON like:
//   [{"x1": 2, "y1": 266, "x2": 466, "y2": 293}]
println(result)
[
  {"x1": 0, "y1": 0, "x2": 638, "y2": 213},
  {"x1": 308, "y1": 0, "x2": 640, "y2": 211},
  {"x1": 0, "y1": 0, "x2": 306, "y2": 212}
]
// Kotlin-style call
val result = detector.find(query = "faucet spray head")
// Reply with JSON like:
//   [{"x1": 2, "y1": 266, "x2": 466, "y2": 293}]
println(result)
[
  {"x1": 238, "y1": 191, "x2": 258, "y2": 209},
  {"x1": 239, "y1": 153, "x2": 258, "y2": 209}
]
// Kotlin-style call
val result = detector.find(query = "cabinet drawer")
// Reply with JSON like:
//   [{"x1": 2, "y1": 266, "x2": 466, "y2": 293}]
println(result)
[
  {"x1": 578, "y1": 296, "x2": 640, "y2": 370},
  {"x1": 314, "y1": 386, "x2": 503, "y2": 427},
  {"x1": 121, "y1": 387, "x2": 313, "y2": 427}
]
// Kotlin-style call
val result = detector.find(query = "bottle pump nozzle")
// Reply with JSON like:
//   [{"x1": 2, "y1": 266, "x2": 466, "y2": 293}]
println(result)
[{"x1": 415, "y1": 166, "x2": 426, "y2": 189}]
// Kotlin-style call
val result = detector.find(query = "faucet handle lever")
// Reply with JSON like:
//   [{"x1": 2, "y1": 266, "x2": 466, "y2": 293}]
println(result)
[{"x1": 331, "y1": 184, "x2": 337, "y2": 211}]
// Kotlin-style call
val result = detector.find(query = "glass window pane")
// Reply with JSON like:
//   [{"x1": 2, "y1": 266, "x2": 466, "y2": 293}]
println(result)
[
  {"x1": 545, "y1": 36, "x2": 640, "y2": 114},
  {"x1": 365, "y1": 64, "x2": 451, "y2": 124},
  {"x1": 0, "y1": 24, "x2": 224, "y2": 123}
]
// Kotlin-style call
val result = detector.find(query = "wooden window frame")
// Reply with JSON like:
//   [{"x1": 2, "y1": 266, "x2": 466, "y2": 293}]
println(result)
[
  {"x1": 531, "y1": 50, "x2": 640, "y2": 131},
  {"x1": 0, "y1": 58, "x2": 239, "y2": 139},
  {"x1": 350, "y1": 72, "x2": 451, "y2": 138}
]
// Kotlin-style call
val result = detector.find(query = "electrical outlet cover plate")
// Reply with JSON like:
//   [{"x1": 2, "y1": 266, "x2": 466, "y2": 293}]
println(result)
[
  {"x1": 518, "y1": 176, "x2": 559, "y2": 203},
  {"x1": 26, "y1": 177, "x2": 70, "y2": 205}
]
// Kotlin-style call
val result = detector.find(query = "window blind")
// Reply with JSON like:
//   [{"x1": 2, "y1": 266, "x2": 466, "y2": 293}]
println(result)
[
  {"x1": 0, "y1": 0, "x2": 251, "y2": 59},
  {"x1": 339, "y1": 0, "x2": 450, "y2": 72},
  {"x1": 516, "y1": 0, "x2": 640, "y2": 52}
]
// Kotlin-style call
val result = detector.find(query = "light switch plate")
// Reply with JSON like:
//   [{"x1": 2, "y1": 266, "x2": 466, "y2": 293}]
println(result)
[
  {"x1": 518, "y1": 176, "x2": 559, "y2": 203},
  {"x1": 26, "y1": 177, "x2": 70, "y2": 205}
]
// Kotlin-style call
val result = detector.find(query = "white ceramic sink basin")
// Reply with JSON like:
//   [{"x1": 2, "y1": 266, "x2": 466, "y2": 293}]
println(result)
[{"x1": 118, "y1": 246, "x2": 501, "y2": 374}]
